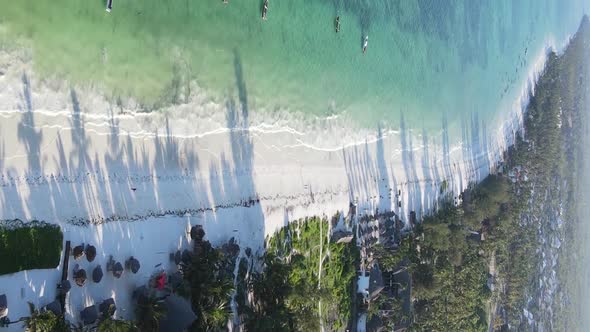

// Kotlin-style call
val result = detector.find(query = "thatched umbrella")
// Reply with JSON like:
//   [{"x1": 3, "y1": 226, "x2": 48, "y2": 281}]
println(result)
[
  {"x1": 112, "y1": 262, "x2": 124, "y2": 279},
  {"x1": 92, "y1": 265, "x2": 103, "y2": 283},
  {"x1": 99, "y1": 298, "x2": 116, "y2": 317},
  {"x1": 74, "y1": 268, "x2": 87, "y2": 287},
  {"x1": 190, "y1": 225, "x2": 205, "y2": 241},
  {"x1": 125, "y1": 256, "x2": 140, "y2": 274},
  {"x1": 85, "y1": 245, "x2": 97, "y2": 262},
  {"x1": 0, "y1": 294, "x2": 6, "y2": 318},
  {"x1": 73, "y1": 245, "x2": 85, "y2": 260},
  {"x1": 80, "y1": 305, "x2": 98, "y2": 325},
  {"x1": 44, "y1": 300, "x2": 62, "y2": 316},
  {"x1": 57, "y1": 280, "x2": 71, "y2": 295}
]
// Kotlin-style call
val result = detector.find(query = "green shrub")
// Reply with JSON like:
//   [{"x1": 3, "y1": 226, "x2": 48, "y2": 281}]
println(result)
[{"x1": 0, "y1": 220, "x2": 63, "y2": 275}]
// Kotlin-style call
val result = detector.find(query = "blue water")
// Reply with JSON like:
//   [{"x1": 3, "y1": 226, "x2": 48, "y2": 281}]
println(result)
[{"x1": 0, "y1": 0, "x2": 587, "y2": 134}]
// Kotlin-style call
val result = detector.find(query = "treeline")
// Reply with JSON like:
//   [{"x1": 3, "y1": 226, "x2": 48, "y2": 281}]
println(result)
[
  {"x1": 402, "y1": 15, "x2": 590, "y2": 332},
  {"x1": 403, "y1": 176, "x2": 508, "y2": 332},
  {"x1": 551, "y1": 14, "x2": 590, "y2": 332}
]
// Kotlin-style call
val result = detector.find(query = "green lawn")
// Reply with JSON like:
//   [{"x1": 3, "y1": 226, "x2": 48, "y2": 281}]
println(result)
[{"x1": 0, "y1": 221, "x2": 63, "y2": 275}]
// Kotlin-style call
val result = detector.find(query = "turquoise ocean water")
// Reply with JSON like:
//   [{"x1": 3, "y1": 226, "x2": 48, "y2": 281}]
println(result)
[{"x1": 0, "y1": 0, "x2": 587, "y2": 134}]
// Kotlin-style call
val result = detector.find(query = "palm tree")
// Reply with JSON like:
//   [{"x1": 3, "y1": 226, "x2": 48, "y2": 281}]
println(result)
[
  {"x1": 96, "y1": 317, "x2": 137, "y2": 332},
  {"x1": 192, "y1": 271, "x2": 234, "y2": 332},
  {"x1": 198, "y1": 299, "x2": 231, "y2": 331},
  {"x1": 22, "y1": 302, "x2": 70, "y2": 332},
  {"x1": 134, "y1": 295, "x2": 167, "y2": 332}
]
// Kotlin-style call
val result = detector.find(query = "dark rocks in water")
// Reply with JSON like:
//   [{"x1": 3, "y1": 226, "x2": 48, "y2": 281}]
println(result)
[
  {"x1": 73, "y1": 245, "x2": 85, "y2": 260},
  {"x1": 85, "y1": 245, "x2": 97, "y2": 262}
]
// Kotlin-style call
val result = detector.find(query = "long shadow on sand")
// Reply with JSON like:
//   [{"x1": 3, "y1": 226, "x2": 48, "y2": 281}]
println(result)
[{"x1": 0, "y1": 49, "x2": 269, "y2": 326}]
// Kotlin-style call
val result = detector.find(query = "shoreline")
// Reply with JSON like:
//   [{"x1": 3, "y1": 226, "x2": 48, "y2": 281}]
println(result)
[{"x1": 0, "y1": 33, "x2": 568, "y2": 327}]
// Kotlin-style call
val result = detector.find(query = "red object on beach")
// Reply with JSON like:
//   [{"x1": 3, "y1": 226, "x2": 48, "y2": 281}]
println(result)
[{"x1": 156, "y1": 273, "x2": 166, "y2": 290}]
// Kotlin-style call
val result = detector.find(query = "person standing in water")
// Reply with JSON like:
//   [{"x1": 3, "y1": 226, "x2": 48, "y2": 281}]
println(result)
[
  {"x1": 363, "y1": 35, "x2": 369, "y2": 54},
  {"x1": 262, "y1": 0, "x2": 269, "y2": 20},
  {"x1": 335, "y1": 16, "x2": 341, "y2": 33}
]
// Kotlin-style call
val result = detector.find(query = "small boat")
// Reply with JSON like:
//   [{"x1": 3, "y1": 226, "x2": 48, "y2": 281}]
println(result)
[
  {"x1": 335, "y1": 16, "x2": 341, "y2": 33},
  {"x1": 362, "y1": 35, "x2": 368, "y2": 54},
  {"x1": 106, "y1": 0, "x2": 113, "y2": 12},
  {"x1": 262, "y1": 0, "x2": 268, "y2": 20}
]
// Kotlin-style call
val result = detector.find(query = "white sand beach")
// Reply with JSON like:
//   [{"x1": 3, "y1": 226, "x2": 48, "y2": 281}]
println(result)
[{"x1": 0, "y1": 41, "x2": 547, "y2": 327}]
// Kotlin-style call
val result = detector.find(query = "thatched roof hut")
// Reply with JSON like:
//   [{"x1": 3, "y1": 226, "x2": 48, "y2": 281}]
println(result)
[
  {"x1": 44, "y1": 300, "x2": 62, "y2": 316},
  {"x1": 190, "y1": 225, "x2": 205, "y2": 241},
  {"x1": 126, "y1": 256, "x2": 140, "y2": 274},
  {"x1": 74, "y1": 268, "x2": 87, "y2": 287},
  {"x1": 92, "y1": 265, "x2": 103, "y2": 283},
  {"x1": 112, "y1": 262, "x2": 124, "y2": 278},
  {"x1": 57, "y1": 280, "x2": 71, "y2": 295},
  {"x1": 80, "y1": 305, "x2": 98, "y2": 325},
  {"x1": 99, "y1": 298, "x2": 116, "y2": 317},
  {"x1": 73, "y1": 245, "x2": 85, "y2": 260}
]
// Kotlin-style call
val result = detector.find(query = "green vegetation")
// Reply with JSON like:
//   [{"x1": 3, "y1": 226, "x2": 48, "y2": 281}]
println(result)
[
  {"x1": 550, "y1": 15, "x2": 590, "y2": 332},
  {"x1": 134, "y1": 294, "x2": 167, "y2": 332},
  {"x1": 390, "y1": 16, "x2": 590, "y2": 331},
  {"x1": 96, "y1": 317, "x2": 137, "y2": 332},
  {"x1": 182, "y1": 231, "x2": 236, "y2": 331},
  {"x1": 0, "y1": 220, "x2": 63, "y2": 275},
  {"x1": 22, "y1": 302, "x2": 70, "y2": 332},
  {"x1": 242, "y1": 217, "x2": 358, "y2": 331},
  {"x1": 408, "y1": 179, "x2": 507, "y2": 331}
]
